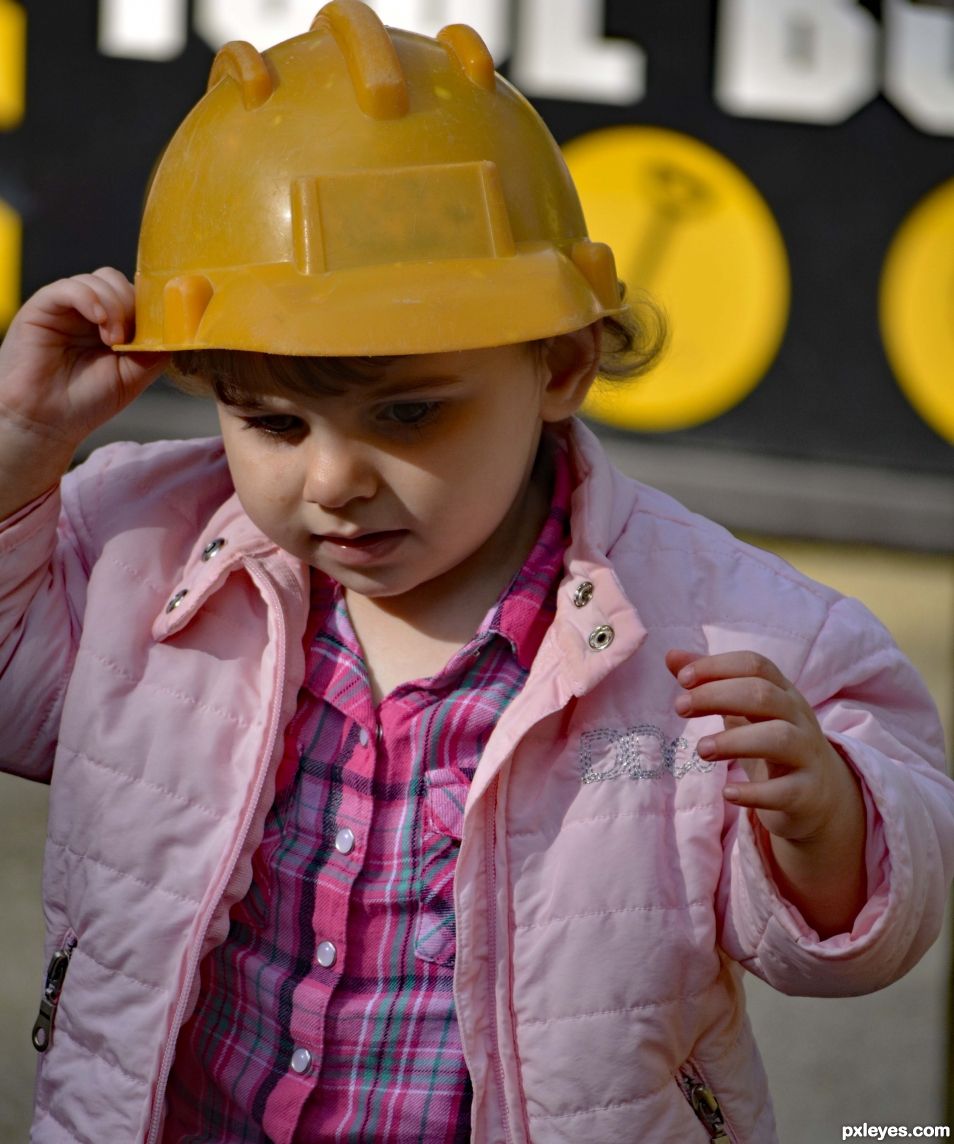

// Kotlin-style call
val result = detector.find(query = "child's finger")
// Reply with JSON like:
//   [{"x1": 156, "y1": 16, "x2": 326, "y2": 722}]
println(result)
[
  {"x1": 90, "y1": 266, "x2": 134, "y2": 300},
  {"x1": 673, "y1": 650, "x2": 790, "y2": 690},
  {"x1": 698, "y1": 718, "x2": 807, "y2": 768},
  {"x1": 676, "y1": 676, "x2": 798, "y2": 725},
  {"x1": 115, "y1": 350, "x2": 170, "y2": 395},
  {"x1": 25, "y1": 277, "x2": 121, "y2": 341},
  {"x1": 25, "y1": 278, "x2": 105, "y2": 324},
  {"x1": 664, "y1": 648, "x2": 702, "y2": 678},
  {"x1": 67, "y1": 274, "x2": 133, "y2": 344},
  {"x1": 89, "y1": 268, "x2": 137, "y2": 340},
  {"x1": 722, "y1": 773, "x2": 801, "y2": 811}
]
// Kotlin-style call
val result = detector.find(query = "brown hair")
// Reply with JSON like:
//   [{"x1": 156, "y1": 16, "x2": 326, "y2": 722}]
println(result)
[
  {"x1": 597, "y1": 285, "x2": 668, "y2": 381},
  {"x1": 168, "y1": 350, "x2": 394, "y2": 404},
  {"x1": 167, "y1": 283, "x2": 667, "y2": 400}
]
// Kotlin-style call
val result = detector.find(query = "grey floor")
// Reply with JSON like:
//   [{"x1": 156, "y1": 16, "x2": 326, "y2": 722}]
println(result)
[{"x1": 1, "y1": 538, "x2": 951, "y2": 1142}]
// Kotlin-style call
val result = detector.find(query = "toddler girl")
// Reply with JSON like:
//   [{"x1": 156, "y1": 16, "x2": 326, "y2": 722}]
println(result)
[{"x1": 1, "y1": 3, "x2": 951, "y2": 1141}]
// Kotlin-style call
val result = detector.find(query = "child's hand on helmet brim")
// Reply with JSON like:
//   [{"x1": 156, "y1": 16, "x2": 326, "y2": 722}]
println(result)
[{"x1": 0, "y1": 269, "x2": 168, "y2": 519}]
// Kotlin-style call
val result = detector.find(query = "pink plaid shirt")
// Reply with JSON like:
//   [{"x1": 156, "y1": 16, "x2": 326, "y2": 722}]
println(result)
[{"x1": 163, "y1": 447, "x2": 571, "y2": 1143}]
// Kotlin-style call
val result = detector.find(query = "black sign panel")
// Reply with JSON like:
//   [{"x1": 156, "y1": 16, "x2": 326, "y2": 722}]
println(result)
[{"x1": 1, "y1": 1, "x2": 952, "y2": 479}]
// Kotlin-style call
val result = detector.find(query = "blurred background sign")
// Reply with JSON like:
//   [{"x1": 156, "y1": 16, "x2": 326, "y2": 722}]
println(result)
[{"x1": 0, "y1": 0, "x2": 951, "y2": 546}]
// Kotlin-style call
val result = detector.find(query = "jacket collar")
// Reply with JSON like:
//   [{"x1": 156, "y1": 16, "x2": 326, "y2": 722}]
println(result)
[
  {"x1": 464, "y1": 420, "x2": 649, "y2": 809},
  {"x1": 552, "y1": 419, "x2": 648, "y2": 693},
  {"x1": 152, "y1": 419, "x2": 647, "y2": 664},
  {"x1": 151, "y1": 491, "x2": 305, "y2": 642}
]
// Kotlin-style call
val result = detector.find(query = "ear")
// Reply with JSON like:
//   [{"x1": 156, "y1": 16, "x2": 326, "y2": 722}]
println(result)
[{"x1": 538, "y1": 322, "x2": 602, "y2": 423}]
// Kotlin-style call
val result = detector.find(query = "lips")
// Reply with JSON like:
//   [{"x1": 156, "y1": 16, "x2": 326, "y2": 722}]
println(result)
[
  {"x1": 314, "y1": 528, "x2": 408, "y2": 566},
  {"x1": 320, "y1": 529, "x2": 403, "y2": 548}
]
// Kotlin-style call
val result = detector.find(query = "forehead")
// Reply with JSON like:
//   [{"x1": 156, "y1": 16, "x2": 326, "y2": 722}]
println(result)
[
  {"x1": 220, "y1": 353, "x2": 387, "y2": 401},
  {"x1": 213, "y1": 344, "x2": 534, "y2": 404}
]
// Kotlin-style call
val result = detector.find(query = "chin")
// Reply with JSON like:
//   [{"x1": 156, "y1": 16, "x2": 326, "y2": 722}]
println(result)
[{"x1": 321, "y1": 568, "x2": 412, "y2": 598}]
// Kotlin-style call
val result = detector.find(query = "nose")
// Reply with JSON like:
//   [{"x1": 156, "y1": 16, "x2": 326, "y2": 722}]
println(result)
[{"x1": 302, "y1": 427, "x2": 378, "y2": 509}]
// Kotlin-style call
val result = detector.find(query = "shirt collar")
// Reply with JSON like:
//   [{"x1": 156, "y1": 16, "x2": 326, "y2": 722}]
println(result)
[{"x1": 475, "y1": 434, "x2": 572, "y2": 671}]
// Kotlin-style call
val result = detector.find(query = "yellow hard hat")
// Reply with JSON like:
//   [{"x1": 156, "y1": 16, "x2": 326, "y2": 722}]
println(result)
[{"x1": 118, "y1": 0, "x2": 623, "y2": 356}]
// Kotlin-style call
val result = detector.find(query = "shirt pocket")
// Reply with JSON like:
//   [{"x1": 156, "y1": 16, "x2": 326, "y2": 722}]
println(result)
[{"x1": 414, "y1": 767, "x2": 469, "y2": 967}]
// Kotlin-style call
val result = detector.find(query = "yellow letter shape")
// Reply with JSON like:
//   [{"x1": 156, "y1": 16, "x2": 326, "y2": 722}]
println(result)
[
  {"x1": 0, "y1": 196, "x2": 21, "y2": 330},
  {"x1": 0, "y1": 0, "x2": 25, "y2": 130}
]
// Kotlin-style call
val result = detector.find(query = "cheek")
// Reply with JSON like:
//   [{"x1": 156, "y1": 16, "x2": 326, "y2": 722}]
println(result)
[
  {"x1": 426, "y1": 455, "x2": 522, "y2": 535},
  {"x1": 437, "y1": 405, "x2": 535, "y2": 479},
  {"x1": 226, "y1": 443, "x2": 295, "y2": 503},
  {"x1": 453, "y1": 420, "x2": 538, "y2": 494}
]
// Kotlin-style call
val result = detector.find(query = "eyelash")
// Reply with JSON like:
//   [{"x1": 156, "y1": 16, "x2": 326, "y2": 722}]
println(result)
[
  {"x1": 379, "y1": 401, "x2": 440, "y2": 429},
  {"x1": 237, "y1": 401, "x2": 442, "y2": 440},
  {"x1": 241, "y1": 415, "x2": 303, "y2": 439}
]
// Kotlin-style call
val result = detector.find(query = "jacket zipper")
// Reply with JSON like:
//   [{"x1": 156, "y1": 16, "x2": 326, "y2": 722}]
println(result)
[
  {"x1": 485, "y1": 782, "x2": 515, "y2": 1144},
  {"x1": 32, "y1": 931, "x2": 78, "y2": 1053},
  {"x1": 679, "y1": 1065, "x2": 732, "y2": 1142},
  {"x1": 145, "y1": 564, "x2": 290, "y2": 1144}
]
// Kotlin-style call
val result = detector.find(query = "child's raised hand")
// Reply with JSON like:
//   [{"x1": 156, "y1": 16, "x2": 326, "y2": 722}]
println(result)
[
  {"x1": 666, "y1": 647, "x2": 868, "y2": 934},
  {"x1": 0, "y1": 269, "x2": 168, "y2": 517},
  {"x1": 665, "y1": 648, "x2": 859, "y2": 842}
]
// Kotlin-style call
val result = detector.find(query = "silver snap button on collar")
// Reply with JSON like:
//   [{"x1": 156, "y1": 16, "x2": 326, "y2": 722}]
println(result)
[
  {"x1": 588, "y1": 624, "x2": 615, "y2": 651},
  {"x1": 201, "y1": 537, "x2": 227, "y2": 561},
  {"x1": 573, "y1": 580, "x2": 594, "y2": 607},
  {"x1": 165, "y1": 589, "x2": 189, "y2": 613}
]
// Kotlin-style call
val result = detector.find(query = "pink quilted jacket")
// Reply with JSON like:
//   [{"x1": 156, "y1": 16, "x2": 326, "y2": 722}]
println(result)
[{"x1": 1, "y1": 420, "x2": 951, "y2": 1143}]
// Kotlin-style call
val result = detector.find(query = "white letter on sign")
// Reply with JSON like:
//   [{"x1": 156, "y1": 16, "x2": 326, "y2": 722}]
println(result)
[
  {"x1": 884, "y1": 0, "x2": 954, "y2": 136},
  {"x1": 98, "y1": 0, "x2": 187, "y2": 59},
  {"x1": 194, "y1": 0, "x2": 317, "y2": 51},
  {"x1": 367, "y1": 1, "x2": 509, "y2": 62},
  {"x1": 511, "y1": 0, "x2": 645, "y2": 106},
  {"x1": 715, "y1": 0, "x2": 878, "y2": 123}
]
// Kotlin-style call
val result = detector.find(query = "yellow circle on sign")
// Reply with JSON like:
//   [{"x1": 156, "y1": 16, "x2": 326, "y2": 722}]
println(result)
[
  {"x1": 0, "y1": 196, "x2": 20, "y2": 331},
  {"x1": 880, "y1": 179, "x2": 954, "y2": 445},
  {"x1": 563, "y1": 127, "x2": 790, "y2": 432},
  {"x1": 0, "y1": 0, "x2": 26, "y2": 131}
]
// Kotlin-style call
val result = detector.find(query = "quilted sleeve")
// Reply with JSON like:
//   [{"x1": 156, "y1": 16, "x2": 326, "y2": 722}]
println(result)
[
  {"x1": 0, "y1": 481, "x2": 90, "y2": 782},
  {"x1": 717, "y1": 594, "x2": 954, "y2": 996}
]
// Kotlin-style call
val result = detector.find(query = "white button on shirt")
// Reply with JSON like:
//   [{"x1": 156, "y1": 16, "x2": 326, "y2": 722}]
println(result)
[
  {"x1": 335, "y1": 827, "x2": 355, "y2": 854},
  {"x1": 290, "y1": 1047, "x2": 313, "y2": 1074},
  {"x1": 315, "y1": 940, "x2": 337, "y2": 967}
]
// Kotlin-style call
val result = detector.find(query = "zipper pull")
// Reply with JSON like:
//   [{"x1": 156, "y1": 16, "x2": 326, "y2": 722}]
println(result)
[
  {"x1": 681, "y1": 1074, "x2": 730, "y2": 1142},
  {"x1": 32, "y1": 937, "x2": 76, "y2": 1053}
]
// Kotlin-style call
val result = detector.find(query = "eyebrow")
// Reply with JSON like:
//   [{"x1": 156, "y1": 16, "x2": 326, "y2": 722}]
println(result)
[
  {"x1": 366, "y1": 373, "x2": 465, "y2": 398},
  {"x1": 218, "y1": 392, "x2": 273, "y2": 411},
  {"x1": 220, "y1": 374, "x2": 467, "y2": 408}
]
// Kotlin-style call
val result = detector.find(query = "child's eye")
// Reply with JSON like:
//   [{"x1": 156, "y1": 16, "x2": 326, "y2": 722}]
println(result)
[
  {"x1": 242, "y1": 414, "x2": 304, "y2": 438},
  {"x1": 381, "y1": 401, "x2": 440, "y2": 428}
]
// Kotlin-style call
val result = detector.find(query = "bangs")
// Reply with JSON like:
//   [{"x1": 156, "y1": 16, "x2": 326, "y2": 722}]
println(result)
[{"x1": 167, "y1": 349, "x2": 395, "y2": 403}]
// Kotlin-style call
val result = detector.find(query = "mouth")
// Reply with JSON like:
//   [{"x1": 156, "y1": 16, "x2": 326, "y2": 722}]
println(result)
[
  {"x1": 314, "y1": 528, "x2": 409, "y2": 566},
  {"x1": 319, "y1": 529, "x2": 405, "y2": 548}
]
